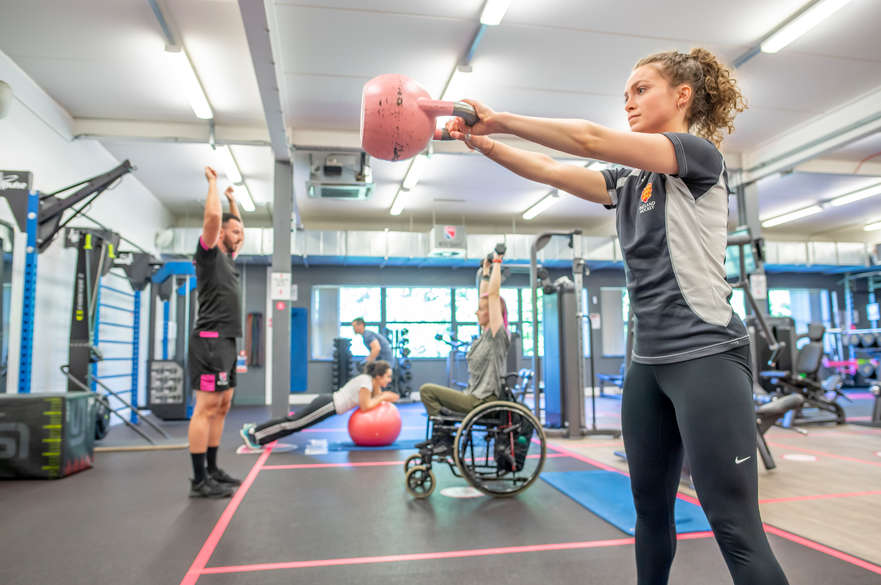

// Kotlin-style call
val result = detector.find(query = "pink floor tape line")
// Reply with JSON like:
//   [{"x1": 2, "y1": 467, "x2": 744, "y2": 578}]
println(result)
[
  {"x1": 759, "y1": 489, "x2": 881, "y2": 504},
  {"x1": 199, "y1": 533, "x2": 716, "y2": 576},
  {"x1": 179, "y1": 441, "x2": 276, "y2": 585},
  {"x1": 178, "y1": 440, "x2": 881, "y2": 583},
  {"x1": 543, "y1": 441, "x2": 702, "y2": 506},
  {"x1": 767, "y1": 441, "x2": 881, "y2": 468},
  {"x1": 545, "y1": 440, "x2": 881, "y2": 575},
  {"x1": 763, "y1": 525, "x2": 881, "y2": 576},
  {"x1": 262, "y1": 453, "x2": 567, "y2": 471}
]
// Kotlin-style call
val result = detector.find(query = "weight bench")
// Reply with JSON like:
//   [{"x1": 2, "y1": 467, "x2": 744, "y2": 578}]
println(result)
[{"x1": 596, "y1": 363, "x2": 625, "y2": 398}]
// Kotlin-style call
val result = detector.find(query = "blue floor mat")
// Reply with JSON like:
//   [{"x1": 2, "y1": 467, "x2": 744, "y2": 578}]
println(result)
[
  {"x1": 328, "y1": 438, "x2": 423, "y2": 451},
  {"x1": 541, "y1": 470, "x2": 711, "y2": 535}
]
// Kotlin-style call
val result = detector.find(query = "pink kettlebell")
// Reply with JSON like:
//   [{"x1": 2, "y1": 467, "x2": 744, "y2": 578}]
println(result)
[{"x1": 360, "y1": 73, "x2": 478, "y2": 161}]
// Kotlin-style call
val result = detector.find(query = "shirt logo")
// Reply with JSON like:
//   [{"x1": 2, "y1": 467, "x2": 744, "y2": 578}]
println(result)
[
  {"x1": 638, "y1": 182, "x2": 656, "y2": 214},
  {"x1": 735, "y1": 455, "x2": 751, "y2": 465}
]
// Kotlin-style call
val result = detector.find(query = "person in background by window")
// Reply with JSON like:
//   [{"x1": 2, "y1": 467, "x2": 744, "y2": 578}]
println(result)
[{"x1": 352, "y1": 317, "x2": 393, "y2": 363}]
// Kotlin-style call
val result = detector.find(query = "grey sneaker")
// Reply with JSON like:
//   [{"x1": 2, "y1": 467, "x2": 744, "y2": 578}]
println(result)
[
  {"x1": 209, "y1": 468, "x2": 242, "y2": 486},
  {"x1": 189, "y1": 476, "x2": 234, "y2": 498}
]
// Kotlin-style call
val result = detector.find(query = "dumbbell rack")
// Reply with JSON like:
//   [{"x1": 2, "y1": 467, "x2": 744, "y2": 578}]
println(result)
[
  {"x1": 383, "y1": 327, "x2": 413, "y2": 398},
  {"x1": 331, "y1": 338, "x2": 357, "y2": 392},
  {"x1": 828, "y1": 328, "x2": 881, "y2": 384}
]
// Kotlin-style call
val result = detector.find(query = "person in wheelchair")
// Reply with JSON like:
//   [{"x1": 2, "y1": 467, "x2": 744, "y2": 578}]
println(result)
[{"x1": 416, "y1": 249, "x2": 509, "y2": 454}]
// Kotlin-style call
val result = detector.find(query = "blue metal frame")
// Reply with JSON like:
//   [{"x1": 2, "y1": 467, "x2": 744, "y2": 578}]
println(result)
[
  {"x1": 131, "y1": 290, "x2": 141, "y2": 423},
  {"x1": 93, "y1": 272, "x2": 142, "y2": 423},
  {"x1": 17, "y1": 191, "x2": 39, "y2": 394},
  {"x1": 162, "y1": 300, "x2": 170, "y2": 360}
]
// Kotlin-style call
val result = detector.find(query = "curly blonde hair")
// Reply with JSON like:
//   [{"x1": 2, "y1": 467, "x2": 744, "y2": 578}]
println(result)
[{"x1": 636, "y1": 48, "x2": 746, "y2": 147}]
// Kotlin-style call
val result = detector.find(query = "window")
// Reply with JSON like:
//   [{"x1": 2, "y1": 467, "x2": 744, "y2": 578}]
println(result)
[
  {"x1": 311, "y1": 284, "x2": 547, "y2": 360},
  {"x1": 339, "y1": 287, "x2": 381, "y2": 323},
  {"x1": 455, "y1": 287, "x2": 523, "y2": 350},
  {"x1": 520, "y1": 287, "x2": 544, "y2": 357},
  {"x1": 769, "y1": 288, "x2": 834, "y2": 351},
  {"x1": 582, "y1": 288, "x2": 592, "y2": 358},
  {"x1": 386, "y1": 287, "x2": 452, "y2": 358},
  {"x1": 601, "y1": 287, "x2": 629, "y2": 357},
  {"x1": 311, "y1": 286, "x2": 382, "y2": 359},
  {"x1": 730, "y1": 288, "x2": 747, "y2": 321}
]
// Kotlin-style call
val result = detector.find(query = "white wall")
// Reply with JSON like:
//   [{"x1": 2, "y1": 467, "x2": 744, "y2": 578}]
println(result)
[{"x1": 1, "y1": 50, "x2": 173, "y2": 396}]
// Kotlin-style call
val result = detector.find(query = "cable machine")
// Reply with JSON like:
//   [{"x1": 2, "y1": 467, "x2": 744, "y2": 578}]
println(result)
[{"x1": 529, "y1": 230, "x2": 620, "y2": 439}]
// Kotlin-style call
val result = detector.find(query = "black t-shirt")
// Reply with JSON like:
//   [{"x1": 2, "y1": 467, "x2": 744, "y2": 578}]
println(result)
[
  {"x1": 193, "y1": 238, "x2": 242, "y2": 338},
  {"x1": 601, "y1": 132, "x2": 748, "y2": 364}
]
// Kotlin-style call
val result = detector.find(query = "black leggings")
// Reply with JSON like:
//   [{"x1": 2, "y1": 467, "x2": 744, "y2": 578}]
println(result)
[
  {"x1": 622, "y1": 345, "x2": 788, "y2": 585},
  {"x1": 252, "y1": 395, "x2": 336, "y2": 445}
]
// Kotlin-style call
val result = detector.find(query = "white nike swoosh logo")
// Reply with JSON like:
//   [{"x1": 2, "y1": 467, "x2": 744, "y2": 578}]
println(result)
[{"x1": 735, "y1": 456, "x2": 751, "y2": 464}]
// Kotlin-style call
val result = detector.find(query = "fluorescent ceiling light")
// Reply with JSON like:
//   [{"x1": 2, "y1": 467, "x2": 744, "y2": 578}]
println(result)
[
  {"x1": 402, "y1": 154, "x2": 428, "y2": 190},
  {"x1": 864, "y1": 221, "x2": 881, "y2": 232},
  {"x1": 216, "y1": 145, "x2": 243, "y2": 185},
  {"x1": 761, "y1": 204, "x2": 823, "y2": 228},
  {"x1": 390, "y1": 188, "x2": 406, "y2": 216},
  {"x1": 440, "y1": 65, "x2": 472, "y2": 102},
  {"x1": 522, "y1": 190, "x2": 560, "y2": 221},
  {"x1": 237, "y1": 181, "x2": 256, "y2": 212},
  {"x1": 165, "y1": 47, "x2": 213, "y2": 119},
  {"x1": 827, "y1": 182, "x2": 881, "y2": 207},
  {"x1": 761, "y1": 0, "x2": 853, "y2": 54},
  {"x1": 480, "y1": 0, "x2": 512, "y2": 25}
]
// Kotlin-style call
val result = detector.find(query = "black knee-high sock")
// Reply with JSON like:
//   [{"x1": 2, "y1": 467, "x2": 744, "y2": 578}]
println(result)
[
  {"x1": 206, "y1": 446, "x2": 219, "y2": 473},
  {"x1": 191, "y1": 453, "x2": 206, "y2": 482}
]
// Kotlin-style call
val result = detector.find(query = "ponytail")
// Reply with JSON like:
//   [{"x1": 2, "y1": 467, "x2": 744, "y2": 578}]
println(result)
[{"x1": 636, "y1": 48, "x2": 746, "y2": 147}]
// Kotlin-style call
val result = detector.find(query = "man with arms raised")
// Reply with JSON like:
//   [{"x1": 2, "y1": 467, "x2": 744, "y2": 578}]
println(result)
[{"x1": 187, "y1": 166, "x2": 245, "y2": 498}]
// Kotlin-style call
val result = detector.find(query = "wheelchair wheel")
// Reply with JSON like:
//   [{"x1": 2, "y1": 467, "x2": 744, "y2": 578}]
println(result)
[
  {"x1": 403, "y1": 453, "x2": 423, "y2": 474},
  {"x1": 453, "y1": 401, "x2": 546, "y2": 497},
  {"x1": 405, "y1": 465, "x2": 435, "y2": 498}
]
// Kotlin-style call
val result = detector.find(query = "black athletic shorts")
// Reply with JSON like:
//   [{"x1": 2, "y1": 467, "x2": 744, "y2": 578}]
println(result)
[{"x1": 188, "y1": 333, "x2": 237, "y2": 392}]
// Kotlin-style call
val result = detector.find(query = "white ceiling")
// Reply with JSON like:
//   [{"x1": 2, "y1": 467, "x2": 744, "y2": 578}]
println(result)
[{"x1": 1, "y1": 0, "x2": 881, "y2": 240}]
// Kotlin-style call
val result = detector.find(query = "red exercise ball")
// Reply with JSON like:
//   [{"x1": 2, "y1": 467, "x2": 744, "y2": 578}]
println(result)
[{"x1": 347, "y1": 402, "x2": 402, "y2": 446}]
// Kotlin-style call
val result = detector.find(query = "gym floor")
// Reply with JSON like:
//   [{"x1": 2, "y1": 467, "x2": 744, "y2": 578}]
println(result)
[{"x1": 1, "y1": 395, "x2": 880, "y2": 585}]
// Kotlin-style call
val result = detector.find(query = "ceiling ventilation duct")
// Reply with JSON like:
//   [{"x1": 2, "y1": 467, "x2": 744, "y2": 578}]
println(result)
[{"x1": 307, "y1": 152, "x2": 374, "y2": 200}]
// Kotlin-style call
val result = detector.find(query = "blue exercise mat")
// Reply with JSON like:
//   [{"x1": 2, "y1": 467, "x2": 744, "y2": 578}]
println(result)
[
  {"x1": 328, "y1": 438, "x2": 423, "y2": 451},
  {"x1": 541, "y1": 470, "x2": 711, "y2": 535}
]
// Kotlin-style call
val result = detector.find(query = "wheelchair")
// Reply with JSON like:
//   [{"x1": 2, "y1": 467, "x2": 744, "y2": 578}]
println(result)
[{"x1": 403, "y1": 372, "x2": 546, "y2": 498}]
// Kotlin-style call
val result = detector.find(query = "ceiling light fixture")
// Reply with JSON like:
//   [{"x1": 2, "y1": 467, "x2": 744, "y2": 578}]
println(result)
[
  {"x1": 827, "y1": 182, "x2": 881, "y2": 207},
  {"x1": 760, "y1": 204, "x2": 823, "y2": 228},
  {"x1": 402, "y1": 154, "x2": 429, "y2": 190},
  {"x1": 440, "y1": 65, "x2": 472, "y2": 102},
  {"x1": 761, "y1": 0, "x2": 853, "y2": 54},
  {"x1": 237, "y1": 181, "x2": 256, "y2": 213},
  {"x1": 480, "y1": 0, "x2": 512, "y2": 26},
  {"x1": 390, "y1": 188, "x2": 406, "y2": 216},
  {"x1": 216, "y1": 145, "x2": 243, "y2": 185},
  {"x1": 522, "y1": 190, "x2": 560, "y2": 221},
  {"x1": 165, "y1": 46, "x2": 213, "y2": 120},
  {"x1": 864, "y1": 221, "x2": 881, "y2": 232}
]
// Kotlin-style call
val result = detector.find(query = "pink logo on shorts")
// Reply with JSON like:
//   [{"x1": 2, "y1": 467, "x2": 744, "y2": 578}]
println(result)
[
  {"x1": 200, "y1": 374, "x2": 216, "y2": 392},
  {"x1": 218, "y1": 372, "x2": 229, "y2": 386}
]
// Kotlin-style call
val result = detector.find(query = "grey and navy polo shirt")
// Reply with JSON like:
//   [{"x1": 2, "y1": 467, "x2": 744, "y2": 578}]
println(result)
[{"x1": 601, "y1": 132, "x2": 748, "y2": 365}]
